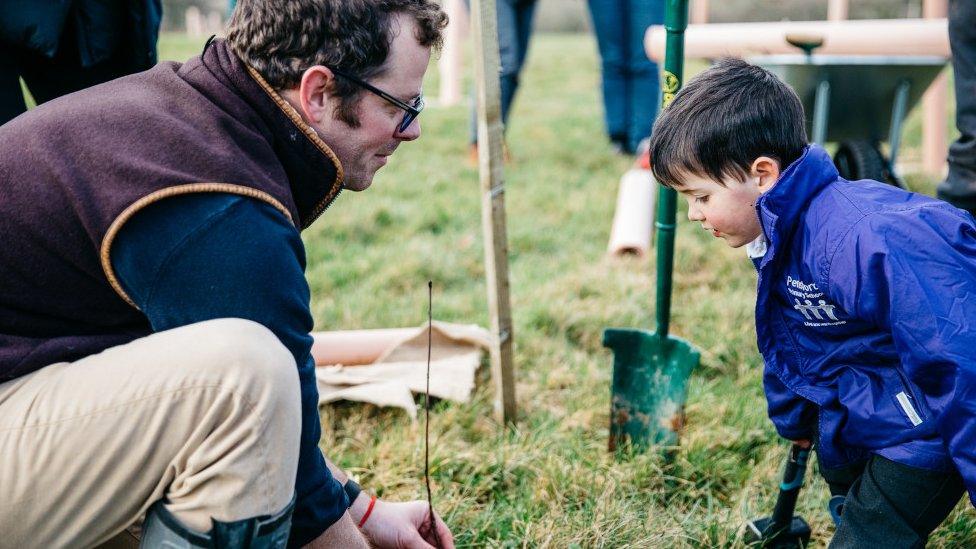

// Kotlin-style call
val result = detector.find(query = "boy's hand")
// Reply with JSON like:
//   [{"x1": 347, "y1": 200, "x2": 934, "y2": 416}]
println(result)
[{"x1": 791, "y1": 439, "x2": 812, "y2": 449}]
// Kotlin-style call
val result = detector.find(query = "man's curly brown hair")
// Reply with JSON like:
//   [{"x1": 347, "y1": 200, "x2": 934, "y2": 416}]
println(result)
[{"x1": 227, "y1": 0, "x2": 447, "y2": 127}]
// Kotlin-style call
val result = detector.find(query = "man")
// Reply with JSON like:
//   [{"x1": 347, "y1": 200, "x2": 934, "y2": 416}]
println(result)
[{"x1": 0, "y1": 0, "x2": 454, "y2": 547}]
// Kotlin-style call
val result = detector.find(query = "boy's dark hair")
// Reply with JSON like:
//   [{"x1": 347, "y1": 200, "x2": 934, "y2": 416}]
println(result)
[
  {"x1": 649, "y1": 57, "x2": 807, "y2": 188},
  {"x1": 227, "y1": 0, "x2": 447, "y2": 127}
]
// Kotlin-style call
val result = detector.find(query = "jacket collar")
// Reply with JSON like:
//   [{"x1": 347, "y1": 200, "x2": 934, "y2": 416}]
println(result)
[
  {"x1": 755, "y1": 144, "x2": 838, "y2": 266},
  {"x1": 198, "y1": 39, "x2": 344, "y2": 230}
]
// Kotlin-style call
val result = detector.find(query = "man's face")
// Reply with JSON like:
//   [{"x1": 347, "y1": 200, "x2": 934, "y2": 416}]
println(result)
[
  {"x1": 313, "y1": 14, "x2": 431, "y2": 191},
  {"x1": 676, "y1": 173, "x2": 766, "y2": 248}
]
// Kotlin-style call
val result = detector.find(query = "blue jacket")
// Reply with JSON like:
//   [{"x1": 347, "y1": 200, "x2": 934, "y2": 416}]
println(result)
[{"x1": 755, "y1": 145, "x2": 976, "y2": 505}]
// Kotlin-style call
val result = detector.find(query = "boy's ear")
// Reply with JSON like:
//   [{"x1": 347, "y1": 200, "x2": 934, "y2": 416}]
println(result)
[{"x1": 751, "y1": 156, "x2": 781, "y2": 191}]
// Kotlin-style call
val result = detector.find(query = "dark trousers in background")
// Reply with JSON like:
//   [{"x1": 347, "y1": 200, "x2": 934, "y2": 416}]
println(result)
[
  {"x1": 818, "y1": 453, "x2": 964, "y2": 548},
  {"x1": 937, "y1": 0, "x2": 976, "y2": 214},
  {"x1": 586, "y1": 0, "x2": 664, "y2": 154},
  {"x1": 468, "y1": 0, "x2": 538, "y2": 144},
  {"x1": 0, "y1": 43, "x2": 131, "y2": 126}
]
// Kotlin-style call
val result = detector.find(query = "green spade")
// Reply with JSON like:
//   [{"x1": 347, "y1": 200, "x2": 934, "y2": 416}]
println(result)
[{"x1": 604, "y1": 0, "x2": 701, "y2": 451}]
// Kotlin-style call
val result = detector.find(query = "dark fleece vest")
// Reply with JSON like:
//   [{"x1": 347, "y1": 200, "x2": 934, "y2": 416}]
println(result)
[{"x1": 0, "y1": 39, "x2": 344, "y2": 381}]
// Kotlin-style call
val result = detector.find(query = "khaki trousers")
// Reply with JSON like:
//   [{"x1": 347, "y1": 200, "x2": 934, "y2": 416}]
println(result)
[{"x1": 0, "y1": 318, "x2": 301, "y2": 548}]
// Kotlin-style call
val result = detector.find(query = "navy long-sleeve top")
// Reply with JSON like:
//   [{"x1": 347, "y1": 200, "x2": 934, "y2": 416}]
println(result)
[{"x1": 111, "y1": 192, "x2": 347, "y2": 547}]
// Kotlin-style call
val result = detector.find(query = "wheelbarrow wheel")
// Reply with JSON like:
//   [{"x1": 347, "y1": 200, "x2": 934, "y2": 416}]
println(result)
[{"x1": 833, "y1": 140, "x2": 905, "y2": 189}]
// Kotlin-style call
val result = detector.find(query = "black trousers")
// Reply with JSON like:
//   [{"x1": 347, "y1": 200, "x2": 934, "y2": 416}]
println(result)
[
  {"x1": 0, "y1": 26, "x2": 131, "y2": 126},
  {"x1": 818, "y1": 453, "x2": 965, "y2": 548},
  {"x1": 937, "y1": 0, "x2": 976, "y2": 214}
]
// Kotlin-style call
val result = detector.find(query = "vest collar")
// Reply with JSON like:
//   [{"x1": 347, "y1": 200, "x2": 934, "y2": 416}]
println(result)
[{"x1": 200, "y1": 39, "x2": 345, "y2": 229}]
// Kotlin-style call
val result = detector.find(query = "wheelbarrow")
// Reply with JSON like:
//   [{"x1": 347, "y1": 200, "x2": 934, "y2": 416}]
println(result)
[
  {"x1": 603, "y1": 0, "x2": 701, "y2": 452},
  {"x1": 753, "y1": 36, "x2": 947, "y2": 188}
]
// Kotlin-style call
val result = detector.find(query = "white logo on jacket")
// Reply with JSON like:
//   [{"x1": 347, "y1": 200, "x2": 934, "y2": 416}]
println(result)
[{"x1": 786, "y1": 276, "x2": 847, "y2": 327}]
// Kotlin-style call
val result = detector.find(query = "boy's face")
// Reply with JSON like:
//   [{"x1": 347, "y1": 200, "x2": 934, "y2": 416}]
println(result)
[{"x1": 675, "y1": 157, "x2": 780, "y2": 248}]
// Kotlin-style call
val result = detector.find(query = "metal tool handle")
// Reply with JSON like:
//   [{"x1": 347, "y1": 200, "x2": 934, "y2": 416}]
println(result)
[
  {"x1": 654, "y1": 0, "x2": 688, "y2": 339},
  {"x1": 770, "y1": 443, "x2": 810, "y2": 528}
]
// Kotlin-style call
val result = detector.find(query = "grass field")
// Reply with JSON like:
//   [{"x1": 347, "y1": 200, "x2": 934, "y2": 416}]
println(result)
[{"x1": 155, "y1": 33, "x2": 974, "y2": 547}]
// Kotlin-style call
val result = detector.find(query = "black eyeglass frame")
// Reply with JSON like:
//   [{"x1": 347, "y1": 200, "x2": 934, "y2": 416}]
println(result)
[{"x1": 327, "y1": 66, "x2": 424, "y2": 134}]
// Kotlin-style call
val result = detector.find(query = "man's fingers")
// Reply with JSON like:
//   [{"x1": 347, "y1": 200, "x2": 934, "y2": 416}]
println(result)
[
  {"x1": 433, "y1": 513, "x2": 455, "y2": 549},
  {"x1": 416, "y1": 509, "x2": 454, "y2": 549},
  {"x1": 403, "y1": 530, "x2": 436, "y2": 549}
]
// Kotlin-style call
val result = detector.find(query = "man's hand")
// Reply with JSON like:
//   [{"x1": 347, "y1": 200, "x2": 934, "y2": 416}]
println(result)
[
  {"x1": 351, "y1": 495, "x2": 455, "y2": 549},
  {"x1": 791, "y1": 439, "x2": 812, "y2": 449}
]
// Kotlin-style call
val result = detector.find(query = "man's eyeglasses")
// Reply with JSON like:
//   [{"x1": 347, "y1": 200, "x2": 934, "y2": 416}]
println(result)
[{"x1": 328, "y1": 66, "x2": 424, "y2": 134}]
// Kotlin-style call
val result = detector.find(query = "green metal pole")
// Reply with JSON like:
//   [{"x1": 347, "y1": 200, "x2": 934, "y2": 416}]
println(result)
[{"x1": 654, "y1": 0, "x2": 688, "y2": 339}]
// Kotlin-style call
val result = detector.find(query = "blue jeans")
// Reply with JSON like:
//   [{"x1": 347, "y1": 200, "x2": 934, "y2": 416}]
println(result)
[
  {"x1": 586, "y1": 0, "x2": 664, "y2": 153},
  {"x1": 468, "y1": 0, "x2": 538, "y2": 143}
]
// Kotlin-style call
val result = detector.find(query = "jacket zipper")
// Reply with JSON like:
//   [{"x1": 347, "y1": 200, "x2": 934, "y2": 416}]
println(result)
[{"x1": 302, "y1": 184, "x2": 343, "y2": 229}]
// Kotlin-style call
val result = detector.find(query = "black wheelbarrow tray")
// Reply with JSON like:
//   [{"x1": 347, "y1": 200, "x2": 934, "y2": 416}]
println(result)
[{"x1": 753, "y1": 54, "x2": 947, "y2": 187}]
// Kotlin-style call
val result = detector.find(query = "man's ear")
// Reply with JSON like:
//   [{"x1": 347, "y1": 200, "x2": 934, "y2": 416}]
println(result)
[
  {"x1": 296, "y1": 66, "x2": 334, "y2": 125},
  {"x1": 751, "y1": 156, "x2": 781, "y2": 192}
]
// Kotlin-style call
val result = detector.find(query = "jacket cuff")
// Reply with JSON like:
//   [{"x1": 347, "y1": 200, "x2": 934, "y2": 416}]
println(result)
[
  {"x1": 288, "y1": 476, "x2": 349, "y2": 548},
  {"x1": 773, "y1": 420, "x2": 814, "y2": 441}
]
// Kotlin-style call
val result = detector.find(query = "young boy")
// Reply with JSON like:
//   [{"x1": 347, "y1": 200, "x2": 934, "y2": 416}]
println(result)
[{"x1": 649, "y1": 57, "x2": 976, "y2": 546}]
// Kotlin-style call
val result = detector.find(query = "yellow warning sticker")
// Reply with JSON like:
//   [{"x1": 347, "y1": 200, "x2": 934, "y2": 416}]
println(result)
[{"x1": 662, "y1": 71, "x2": 680, "y2": 107}]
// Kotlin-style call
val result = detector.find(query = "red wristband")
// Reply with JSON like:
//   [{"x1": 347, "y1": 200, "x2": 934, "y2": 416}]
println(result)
[{"x1": 358, "y1": 495, "x2": 377, "y2": 528}]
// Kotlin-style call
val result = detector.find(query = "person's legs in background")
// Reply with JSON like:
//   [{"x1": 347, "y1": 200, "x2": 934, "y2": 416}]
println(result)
[
  {"x1": 19, "y1": 51, "x2": 130, "y2": 108},
  {"x1": 587, "y1": 0, "x2": 628, "y2": 152},
  {"x1": 624, "y1": 0, "x2": 664, "y2": 155},
  {"x1": 1, "y1": 22, "x2": 144, "y2": 127},
  {"x1": 937, "y1": 0, "x2": 976, "y2": 216},
  {"x1": 505, "y1": 0, "x2": 537, "y2": 124},
  {"x1": 468, "y1": 0, "x2": 538, "y2": 155},
  {"x1": 0, "y1": 48, "x2": 28, "y2": 126}
]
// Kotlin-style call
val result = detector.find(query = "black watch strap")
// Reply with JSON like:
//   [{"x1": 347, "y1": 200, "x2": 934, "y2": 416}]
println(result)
[{"x1": 343, "y1": 478, "x2": 362, "y2": 507}]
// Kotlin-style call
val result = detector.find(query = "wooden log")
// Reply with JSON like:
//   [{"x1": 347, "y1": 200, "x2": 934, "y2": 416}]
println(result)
[
  {"x1": 437, "y1": 0, "x2": 467, "y2": 107},
  {"x1": 645, "y1": 19, "x2": 950, "y2": 61},
  {"x1": 922, "y1": 0, "x2": 949, "y2": 175},
  {"x1": 310, "y1": 328, "x2": 417, "y2": 366},
  {"x1": 690, "y1": 0, "x2": 708, "y2": 25},
  {"x1": 185, "y1": 6, "x2": 204, "y2": 37},
  {"x1": 827, "y1": 0, "x2": 849, "y2": 22}
]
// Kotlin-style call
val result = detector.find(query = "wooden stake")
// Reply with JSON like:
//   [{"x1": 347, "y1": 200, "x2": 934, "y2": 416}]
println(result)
[
  {"x1": 827, "y1": 0, "x2": 849, "y2": 21},
  {"x1": 470, "y1": 0, "x2": 516, "y2": 424},
  {"x1": 436, "y1": 0, "x2": 467, "y2": 107},
  {"x1": 922, "y1": 0, "x2": 948, "y2": 176},
  {"x1": 690, "y1": 0, "x2": 708, "y2": 25}
]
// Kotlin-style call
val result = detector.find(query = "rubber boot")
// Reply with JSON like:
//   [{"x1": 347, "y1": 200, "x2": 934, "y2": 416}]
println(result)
[{"x1": 139, "y1": 497, "x2": 294, "y2": 548}]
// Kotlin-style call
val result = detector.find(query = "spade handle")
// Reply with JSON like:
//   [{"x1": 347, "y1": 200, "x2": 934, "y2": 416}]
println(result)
[
  {"x1": 654, "y1": 0, "x2": 688, "y2": 338},
  {"x1": 770, "y1": 443, "x2": 811, "y2": 529}
]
